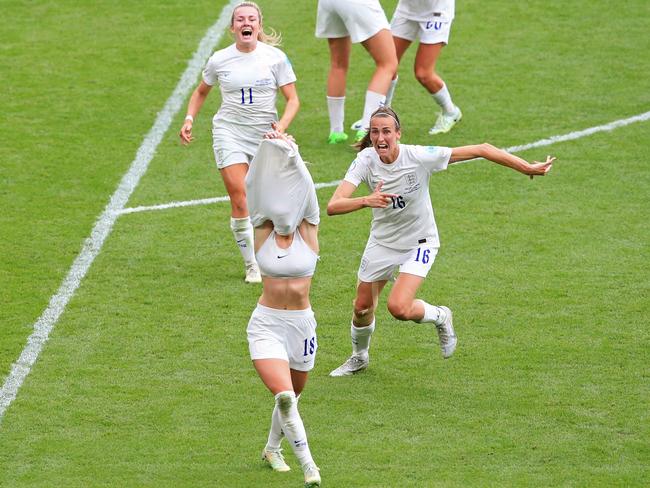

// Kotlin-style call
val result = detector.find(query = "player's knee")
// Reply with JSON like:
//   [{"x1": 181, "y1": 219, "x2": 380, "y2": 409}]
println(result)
[
  {"x1": 331, "y1": 58, "x2": 349, "y2": 71},
  {"x1": 378, "y1": 57, "x2": 398, "y2": 74},
  {"x1": 275, "y1": 391, "x2": 295, "y2": 417},
  {"x1": 229, "y1": 191, "x2": 247, "y2": 214},
  {"x1": 387, "y1": 298, "x2": 411, "y2": 321},
  {"x1": 414, "y1": 67, "x2": 433, "y2": 85},
  {"x1": 353, "y1": 300, "x2": 374, "y2": 320}
]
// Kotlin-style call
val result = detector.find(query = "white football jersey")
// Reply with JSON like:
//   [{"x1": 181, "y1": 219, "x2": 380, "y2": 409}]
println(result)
[
  {"x1": 394, "y1": 0, "x2": 455, "y2": 21},
  {"x1": 202, "y1": 42, "x2": 296, "y2": 127},
  {"x1": 344, "y1": 144, "x2": 452, "y2": 250}
]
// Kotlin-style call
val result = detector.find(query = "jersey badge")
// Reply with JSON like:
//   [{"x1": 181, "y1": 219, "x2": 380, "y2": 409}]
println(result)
[{"x1": 403, "y1": 172, "x2": 421, "y2": 193}]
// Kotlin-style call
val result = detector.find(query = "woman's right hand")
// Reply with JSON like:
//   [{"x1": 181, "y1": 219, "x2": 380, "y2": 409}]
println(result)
[
  {"x1": 179, "y1": 120, "x2": 193, "y2": 145},
  {"x1": 363, "y1": 181, "x2": 398, "y2": 208}
]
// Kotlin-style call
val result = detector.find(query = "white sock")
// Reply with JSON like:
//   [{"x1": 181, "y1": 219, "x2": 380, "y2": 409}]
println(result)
[
  {"x1": 275, "y1": 391, "x2": 314, "y2": 468},
  {"x1": 265, "y1": 404, "x2": 283, "y2": 451},
  {"x1": 416, "y1": 299, "x2": 447, "y2": 325},
  {"x1": 432, "y1": 83, "x2": 455, "y2": 114},
  {"x1": 327, "y1": 96, "x2": 345, "y2": 133},
  {"x1": 230, "y1": 217, "x2": 256, "y2": 266},
  {"x1": 351, "y1": 319, "x2": 375, "y2": 356},
  {"x1": 265, "y1": 394, "x2": 302, "y2": 451},
  {"x1": 385, "y1": 76, "x2": 399, "y2": 106},
  {"x1": 360, "y1": 90, "x2": 386, "y2": 129}
]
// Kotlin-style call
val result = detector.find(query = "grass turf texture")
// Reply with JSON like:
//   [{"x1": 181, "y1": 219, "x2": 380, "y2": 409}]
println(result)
[{"x1": 1, "y1": 0, "x2": 649, "y2": 486}]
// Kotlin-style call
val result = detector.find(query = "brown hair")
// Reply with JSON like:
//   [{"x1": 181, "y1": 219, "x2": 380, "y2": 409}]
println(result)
[
  {"x1": 353, "y1": 106, "x2": 402, "y2": 151},
  {"x1": 231, "y1": 1, "x2": 282, "y2": 46}
]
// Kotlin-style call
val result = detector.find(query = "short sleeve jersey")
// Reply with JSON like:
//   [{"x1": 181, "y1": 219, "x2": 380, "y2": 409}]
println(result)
[
  {"x1": 344, "y1": 144, "x2": 452, "y2": 250},
  {"x1": 202, "y1": 42, "x2": 296, "y2": 126},
  {"x1": 394, "y1": 0, "x2": 455, "y2": 21}
]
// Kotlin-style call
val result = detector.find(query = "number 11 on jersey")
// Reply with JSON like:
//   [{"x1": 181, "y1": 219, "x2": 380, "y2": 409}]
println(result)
[{"x1": 240, "y1": 88, "x2": 253, "y2": 104}]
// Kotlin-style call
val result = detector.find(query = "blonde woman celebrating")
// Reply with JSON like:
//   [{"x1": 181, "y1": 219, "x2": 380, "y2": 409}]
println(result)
[{"x1": 180, "y1": 2, "x2": 299, "y2": 283}]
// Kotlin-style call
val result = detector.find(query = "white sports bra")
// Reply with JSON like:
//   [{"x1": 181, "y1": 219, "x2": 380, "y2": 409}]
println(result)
[{"x1": 256, "y1": 229, "x2": 318, "y2": 278}]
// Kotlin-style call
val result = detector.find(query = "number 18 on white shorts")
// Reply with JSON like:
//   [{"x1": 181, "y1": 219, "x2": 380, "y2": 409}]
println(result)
[
  {"x1": 358, "y1": 239, "x2": 438, "y2": 283},
  {"x1": 247, "y1": 304, "x2": 318, "y2": 372}
]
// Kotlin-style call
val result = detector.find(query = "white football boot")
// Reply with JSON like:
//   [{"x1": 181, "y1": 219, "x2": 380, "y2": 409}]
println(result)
[
  {"x1": 244, "y1": 263, "x2": 262, "y2": 283},
  {"x1": 436, "y1": 306, "x2": 457, "y2": 358},
  {"x1": 350, "y1": 118, "x2": 364, "y2": 131},
  {"x1": 329, "y1": 353, "x2": 369, "y2": 377},
  {"x1": 428, "y1": 106, "x2": 462, "y2": 135},
  {"x1": 303, "y1": 463, "x2": 321, "y2": 487},
  {"x1": 262, "y1": 448, "x2": 291, "y2": 472}
]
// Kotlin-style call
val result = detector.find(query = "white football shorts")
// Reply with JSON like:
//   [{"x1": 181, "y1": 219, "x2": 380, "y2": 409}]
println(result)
[
  {"x1": 390, "y1": 13, "x2": 453, "y2": 45},
  {"x1": 316, "y1": 0, "x2": 390, "y2": 44},
  {"x1": 212, "y1": 120, "x2": 268, "y2": 169},
  {"x1": 247, "y1": 303, "x2": 318, "y2": 372},
  {"x1": 358, "y1": 238, "x2": 438, "y2": 282}
]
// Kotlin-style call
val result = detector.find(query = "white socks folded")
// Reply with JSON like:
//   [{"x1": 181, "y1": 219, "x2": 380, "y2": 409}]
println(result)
[
  {"x1": 360, "y1": 90, "x2": 387, "y2": 129},
  {"x1": 384, "y1": 76, "x2": 399, "y2": 106},
  {"x1": 432, "y1": 83, "x2": 456, "y2": 114},
  {"x1": 351, "y1": 319, "x2": 375, "y2": 356},
  {"x1": 326, "y1": 96, "x2": 346, "y2": 133},
  {"x1": 416, "y1": 299, "x2": 448, "y2": 325},
  {"x1": 273, "y1": 391, "x2": 315, "y2": 468},
  {"x1": 230, "y1": 216, "x2": 256, "y2": 266}
]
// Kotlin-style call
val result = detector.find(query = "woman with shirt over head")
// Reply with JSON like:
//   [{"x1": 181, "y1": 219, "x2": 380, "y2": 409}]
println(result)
[
  {"x1": 244, "y1": 133, "x2": 321, "y2": 487},
  {"x1": 180, "y1": 1, "x2": 299, "y2": 283},
  {"x1": 328, "y1": 107, "x2": 555, "y2": 376}
]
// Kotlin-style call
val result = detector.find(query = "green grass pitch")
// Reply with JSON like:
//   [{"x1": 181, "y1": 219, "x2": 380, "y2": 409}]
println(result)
[{"x1": 1, "y1": 0, "x2": 649, "y2": 486}]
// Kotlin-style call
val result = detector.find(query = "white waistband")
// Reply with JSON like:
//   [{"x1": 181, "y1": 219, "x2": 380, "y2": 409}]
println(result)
[{"x1": 255, "y1": 303, "x2": 313, "y2": 318}]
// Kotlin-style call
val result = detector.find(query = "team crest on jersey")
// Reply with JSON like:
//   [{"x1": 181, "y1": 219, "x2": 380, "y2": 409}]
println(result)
[{"x1": 403, "y1": 172, "x2": 420, "y2": 193}]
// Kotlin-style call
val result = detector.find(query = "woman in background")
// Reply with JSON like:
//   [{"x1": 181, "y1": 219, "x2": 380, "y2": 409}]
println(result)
[
  {"x1": 180, "y1": 2, "x2": 299, "y2": 283},
  {"x1": 315, "y1": 0, "x2": 398, "y2": 143}
]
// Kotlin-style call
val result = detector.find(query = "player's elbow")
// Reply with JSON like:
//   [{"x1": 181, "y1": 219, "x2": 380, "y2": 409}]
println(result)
[{"x1": 478, "y1": 142, "x2": 496, "y2": 157}]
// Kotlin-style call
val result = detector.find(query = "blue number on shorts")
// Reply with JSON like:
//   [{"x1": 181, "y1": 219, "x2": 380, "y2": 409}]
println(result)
[
  {"x1": 425, "y1": 21, "x2": 443, "y2": 30},
  {"x1": 390, "y1": 195, "x2": 406, "y2": 209},
  {"x1": 240, "y1": 88, "x2": 253, "y2": 104},
  {"x1": 303, "y1": 336, "x2": 316, "y2": 356},
  {"x1": 415, "y1": 248, "x2": 430, "y2": 264}
]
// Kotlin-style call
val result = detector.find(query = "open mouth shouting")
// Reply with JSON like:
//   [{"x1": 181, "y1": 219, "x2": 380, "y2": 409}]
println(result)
[{"x1": 241, "y1": 26, "x2": 254, "y2": 40}]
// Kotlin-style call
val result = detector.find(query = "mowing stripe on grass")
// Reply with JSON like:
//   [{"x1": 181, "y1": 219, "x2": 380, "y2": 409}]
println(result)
[
  {"x1": 0, "y1": 0, "x2": 240, "y2": 424},
  {"x1": 119, "y1": 110, "x2": 650, "y2": 215}
]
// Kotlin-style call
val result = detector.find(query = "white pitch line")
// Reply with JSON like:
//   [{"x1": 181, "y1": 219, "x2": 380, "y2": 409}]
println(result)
[
  {"x1": 504, "y1": 110, "x2": 650, "y2": 153},
  {"x1": 119, "y1": 110, "x2": 650, "y2": 216},
  {"x1": 118, "y1": 180, "x2": 345, "y2": 215},
  {"x1": 0, "y1": 0, "x2": 240, "y2": 424}
]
